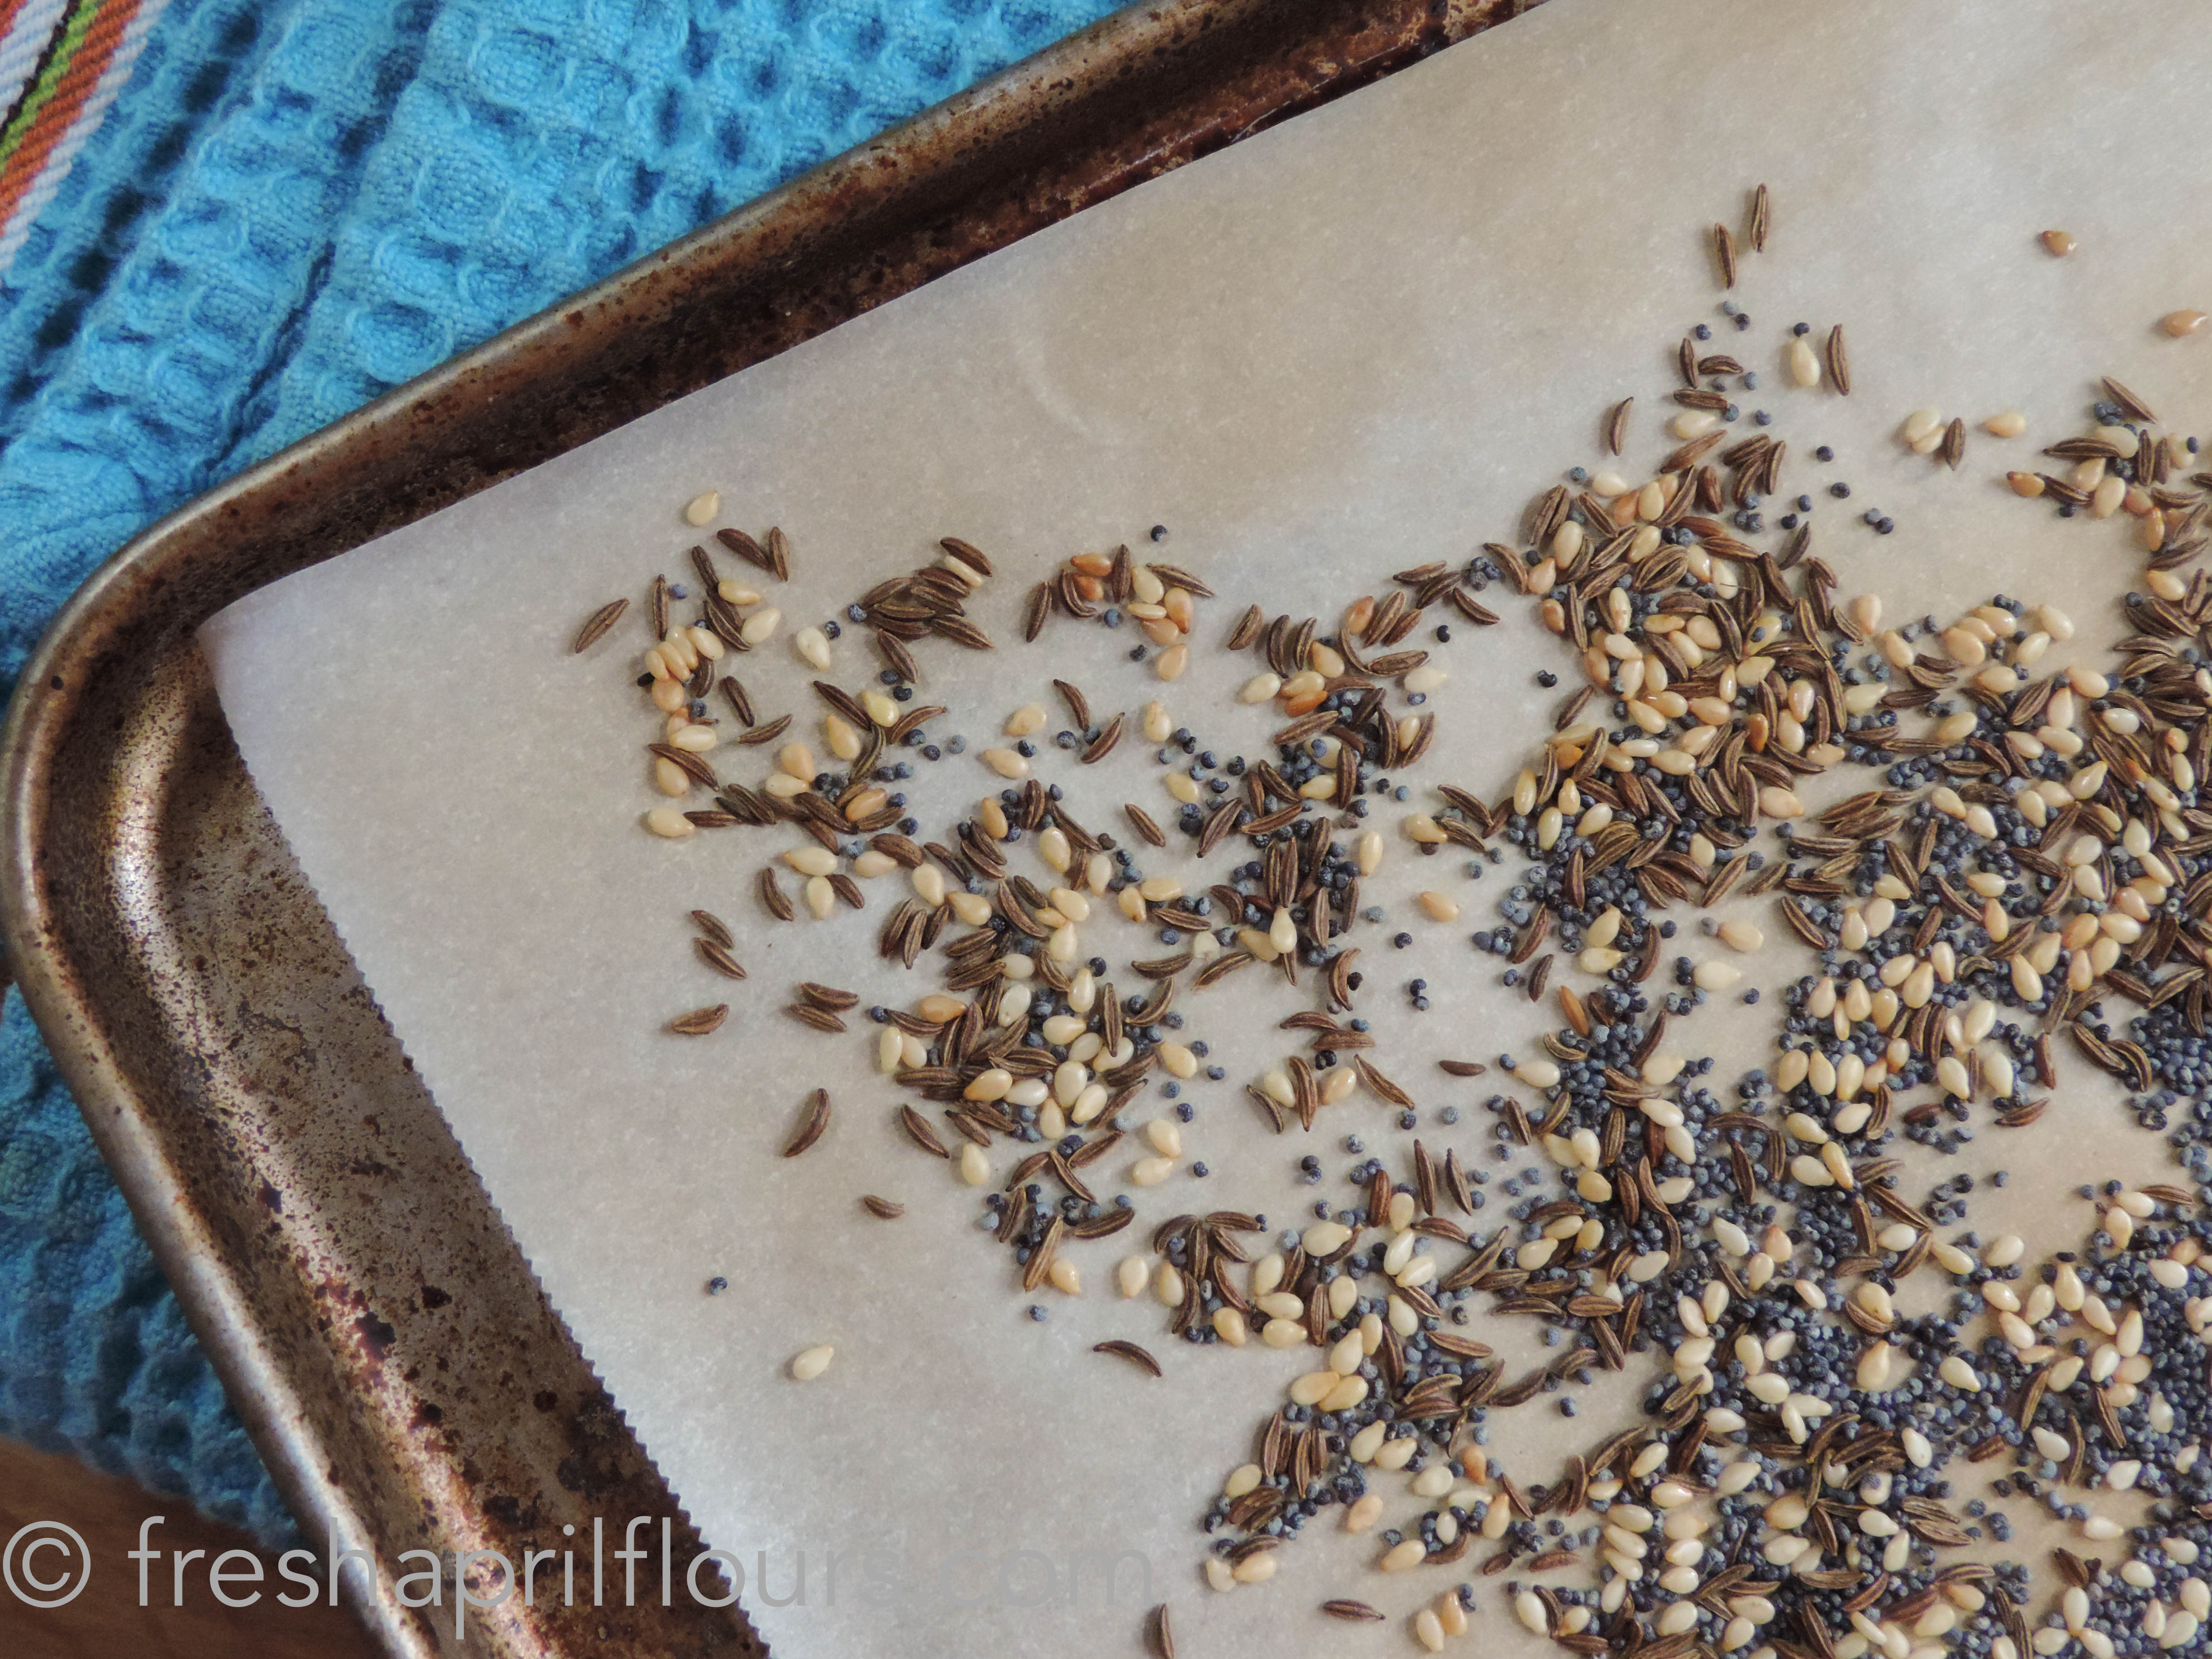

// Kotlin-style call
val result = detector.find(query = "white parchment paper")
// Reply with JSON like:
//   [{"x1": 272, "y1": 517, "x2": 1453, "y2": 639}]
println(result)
[{"x1": 202, "y1": 1, "x2": 2212, "y2": 1652}]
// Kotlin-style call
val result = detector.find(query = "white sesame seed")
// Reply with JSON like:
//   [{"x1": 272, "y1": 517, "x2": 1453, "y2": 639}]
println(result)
[
  {"x1": 1756, "y1": 786, "x2": 1804, "y2": 819},
  {"x1": 1302, "y1": 1220, "x2": 1351, "y2": 1256}
]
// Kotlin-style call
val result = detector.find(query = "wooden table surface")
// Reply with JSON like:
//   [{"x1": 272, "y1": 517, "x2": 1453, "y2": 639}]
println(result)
[{"x1": 0, "y1": 1435, "x2": 379, "y2": 1659}]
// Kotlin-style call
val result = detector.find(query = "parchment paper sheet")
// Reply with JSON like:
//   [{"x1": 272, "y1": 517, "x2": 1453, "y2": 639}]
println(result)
[{"x1": 203, "y1": 2, "x2": 2212, "y2": 1652}]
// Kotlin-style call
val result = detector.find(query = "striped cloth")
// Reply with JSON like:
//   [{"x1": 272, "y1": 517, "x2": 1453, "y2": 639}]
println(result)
[{"x1": 0, "y1": 0, "x2": 169, "y2": 272}]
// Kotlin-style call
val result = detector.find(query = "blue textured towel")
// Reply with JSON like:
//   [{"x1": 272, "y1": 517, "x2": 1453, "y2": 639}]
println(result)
[{"x1": 0, "y1": 0, "x2": 1120, "y2": 1539}]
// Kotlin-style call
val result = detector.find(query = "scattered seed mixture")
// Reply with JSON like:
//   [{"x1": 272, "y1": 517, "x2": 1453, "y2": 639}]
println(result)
[{"x1": 573, "y1": 186, "x2": 2212, "y2": 1655}]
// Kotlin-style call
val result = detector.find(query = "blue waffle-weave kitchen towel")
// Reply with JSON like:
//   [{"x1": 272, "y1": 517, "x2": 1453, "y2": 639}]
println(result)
[{"x1": 0, "y1": 0, "x2": 1122, "y2": 1540}]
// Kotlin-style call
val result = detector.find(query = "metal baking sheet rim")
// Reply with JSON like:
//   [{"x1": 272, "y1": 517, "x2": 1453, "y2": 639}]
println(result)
[{"x1": 0, "y1": 2, "x2": 1538, "y2": 1654}]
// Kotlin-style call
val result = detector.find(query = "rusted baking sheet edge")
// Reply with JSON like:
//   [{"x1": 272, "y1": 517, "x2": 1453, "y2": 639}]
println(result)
[{"x1": 0, "y1": 2, "x2": 1541, "y2": 1656}]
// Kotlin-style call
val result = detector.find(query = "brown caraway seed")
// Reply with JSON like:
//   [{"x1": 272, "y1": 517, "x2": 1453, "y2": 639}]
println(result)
[
  {"x1": 1148, "y1": 562, "x2": 1212, "y2": 597},
  {"x1": 1082, "y1": 713, "x2": 1125, "y2": 764},
  {"x1": 1940, "y1": 417, "x2": 1966, "y2": 470},
  {"x1": 651, "y1": 574, "x2": 669, "y2": 637},
  {"x1": 690, "y1": 909, "x2": 733, "y2": 947},
  {"x1": 812, "y1": 679, "x2": 870, "y2": 729},
  {"x1": 1749, "y1": 181, "x2": 1770, "y2": 252},
  {"x1": 939, "y1": 535, "x2": 991, "y2": 575},
  {"x1": 736, "y1": 712, "x2": 791, "y2": 746},
  {"x1": 694, "y1": 937, "x2": 747, "y2": 979},
  {"x1": 701, "y1": 587, "x2": 748, "y2": 649},
  {"x1": 1322, "y1": 1598, "x2": 1385, "y2": 1622},
  {"x1": 1092, "y1": 1339, "x2": 1162, "y2": 1377},
  {"x1": 572, "y1": 598, "x2": 629, "y2": 653},
  {"x1": 787, "y1": 1003, "x2": 846, "y2": 1034},
  {"x1": 889, "y1": 702, "x2": 946, "y2": 745},
  {"x1": 758, "y1": 867, "x2": 795, "y2": 921},
  {"x1": 2102, "y1": 375, "x2": 2157, "y2": 424},
  {"x1": 668, "y1": 1004, "x2": 729, "y2": 1036},
  {"x1": 1448, "y1": 589, "x2": 1499, "y2": 624},
  {"x1": 1125, "y1": 803, "x2": 1166, "y2": 847},
  {"x1": 1149, "y1": 1603, "x2": 1174, "y2": 1659},
  {"x1": 931, "y1": 615, "x2": 994, "y2": 650},
  {"x1": 1825, "y1": 323, "x2": 1851, "y2": 394},
  {"x1": 1713, "y1": 222, "x2": 1737, "y2": 288},
  {"x1": 719, "y1": 676, "x2": 756, "y2": 725},
  {"x1": 1053, "y1": 679, "x2": 1091, "y2": 731},
  {"x1": 1605, "y1": 397, "x2": 1632, "y2": 455},
  {"x1": 651, "y1": 742, "x2": 718, "y2": 789},
  {"x1": 798, "y1": 982, "x2": 860, "y2": 1011},
  {"x1": 877, "y1": 629, "x2": 917, "y2": 681},
  {"x1": 782, "y1": 1089, "x2": 830, "y2": 1157},
  {"x1": 861, "y1": 1195, "x2": 904, "y2": 1219},
  {"x1": 898, "y1": 1105, "x2": 949, "y2": 1158},
  {"x1": 716, "y1": 526, "x2": 773, "y2": 575}
]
